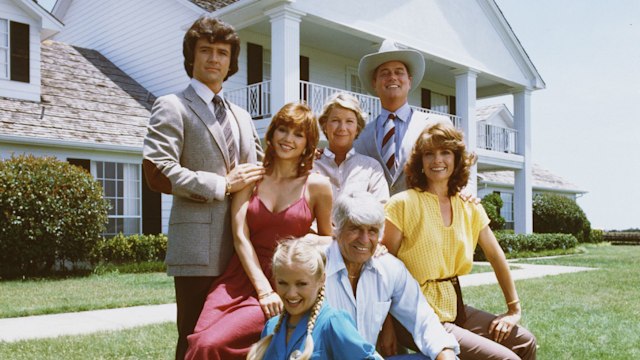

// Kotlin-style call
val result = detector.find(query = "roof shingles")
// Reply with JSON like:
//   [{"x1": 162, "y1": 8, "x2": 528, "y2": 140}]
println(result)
[{"x1": 0, "y1": 40, "x2": 155, "y2": 148}]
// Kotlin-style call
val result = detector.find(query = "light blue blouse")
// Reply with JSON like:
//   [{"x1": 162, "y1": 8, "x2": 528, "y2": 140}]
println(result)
[{"x1": 261, "y1": 303, "x2": 382, "y2": 360}]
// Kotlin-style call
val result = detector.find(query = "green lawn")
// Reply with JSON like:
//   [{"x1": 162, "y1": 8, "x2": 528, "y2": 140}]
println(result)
[
  {"x1": 0, "y1": 272, "x2": 173, "y2": 318},
  {"x1": 464, "y1": 244, "x2": 640, "y2": 359},
  {"x1": 1, "y1": 244, "x2": 639, "y2": 359},
  {"x1": 0, "y1": 322, "x2": 176, "y2": 360}
]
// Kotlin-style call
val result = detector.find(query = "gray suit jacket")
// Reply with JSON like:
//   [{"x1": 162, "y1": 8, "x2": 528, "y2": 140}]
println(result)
[
  {"x1": 143, "y1": 85, "x2": 263, "y2": 276},
  {"x1": 354, "y1": 110, "x2": 451, "y2": 196}
]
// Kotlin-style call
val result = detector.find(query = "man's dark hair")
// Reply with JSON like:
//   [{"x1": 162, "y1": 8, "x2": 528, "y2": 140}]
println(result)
[{"x1": 183, "y1": 16, "x2": 240, "y2": 80}]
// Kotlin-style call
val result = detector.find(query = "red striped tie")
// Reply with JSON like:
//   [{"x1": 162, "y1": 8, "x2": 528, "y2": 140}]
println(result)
[{"x1": 381, "y1": 113, "x2": 396, "y2": 174}]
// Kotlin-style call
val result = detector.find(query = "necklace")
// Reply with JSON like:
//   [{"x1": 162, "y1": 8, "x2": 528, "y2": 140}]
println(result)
[
  {"x1": 286, "y1": 322, "x2": 297, "y2": 330},
  {"x1": 347, "y1": 274, "x2": 358, "y2": 279}
]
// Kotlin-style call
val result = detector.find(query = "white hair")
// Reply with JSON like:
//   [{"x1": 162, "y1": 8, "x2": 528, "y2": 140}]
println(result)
[{"x1": 332, "y1": 192, "x2": 385, "y2": 238}]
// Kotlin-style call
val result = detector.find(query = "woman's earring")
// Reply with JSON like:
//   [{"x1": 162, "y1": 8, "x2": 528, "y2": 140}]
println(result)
[{"x1": 421, "y1": 168, "x2": 425, "y2": 174}]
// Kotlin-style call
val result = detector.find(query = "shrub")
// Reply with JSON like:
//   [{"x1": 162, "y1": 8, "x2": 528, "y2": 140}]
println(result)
[
  {"x1": 0, "y1": 154, "x2": 108, "y2": 278},
  {"x1": 474, "y1": 232, "x2": 578, "y2": 260},
  {"x1": 589, "y1": 229, "x2": 604, "y2": 243},
  {"x1": 533, "y1": 193, "x2": 591, "y2": 242},
  {"x1": 602, "y1": 231, "x2": 640, "y2": 245},
  {"x1": 90, "y1": 233, "x2": 167, "y2": 264},
  {"x1": 481, "y1": 193, "x2": 505, "y2": 231}
]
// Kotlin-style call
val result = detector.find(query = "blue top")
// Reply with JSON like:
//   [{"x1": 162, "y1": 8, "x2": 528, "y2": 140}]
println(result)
[{"x1": 261, "y1": 303, "x2": 382, "y2": 360}]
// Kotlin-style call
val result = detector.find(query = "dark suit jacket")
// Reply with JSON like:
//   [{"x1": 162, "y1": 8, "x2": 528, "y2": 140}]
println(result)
[
  {"x1": 354, "y1": 110, "x2": 451, "y2": 196},
  {"x1": 143, "y1": 85, "x2": 263, "y2": 276}
]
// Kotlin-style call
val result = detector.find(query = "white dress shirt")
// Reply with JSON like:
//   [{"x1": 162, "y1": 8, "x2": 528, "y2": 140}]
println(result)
[
  {"x1": 324, "y1": 241, "x2": 460, "y2": 359},
  {"x1": 190, "y1": 78, "x2": 240, "y2": 200},
  {"x1": 314, "y1": 148, "x2": 389, "y2": 203}
]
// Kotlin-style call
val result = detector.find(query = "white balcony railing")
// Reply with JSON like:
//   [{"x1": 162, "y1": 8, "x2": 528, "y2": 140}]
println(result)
[
  {"x1": 228, "y1": 81, "x2": 523, "y2": 153},
  {"x1": 226, "y1": 81, "x2": 271, "y2": 119},
  {"x1": 477, "y1": 122, "x2": 517, "y2": 154}
]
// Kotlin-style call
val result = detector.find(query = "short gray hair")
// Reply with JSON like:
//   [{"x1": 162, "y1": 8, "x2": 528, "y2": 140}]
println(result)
[{"x1": 332, "y1": 192, "x2": 385, "y2": 237}]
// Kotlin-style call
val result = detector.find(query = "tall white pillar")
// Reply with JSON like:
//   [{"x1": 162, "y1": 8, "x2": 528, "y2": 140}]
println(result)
[
  {"x1": 513, "y1": 90, "x2": 533, "y2": 234},
  {"x1": 266, "y1": 5, "x2": 305, "y2": 113},
  {"x1": 454, "y1": 69, "x2": 479, "y2": 195}
]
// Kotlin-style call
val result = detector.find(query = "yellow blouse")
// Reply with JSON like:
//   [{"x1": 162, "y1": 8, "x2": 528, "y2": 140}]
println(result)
[{"x1": 385, "y1": 189, "x2": 490, "y2": 322}]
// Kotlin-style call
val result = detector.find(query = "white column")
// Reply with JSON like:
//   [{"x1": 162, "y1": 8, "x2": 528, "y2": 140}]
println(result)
[
  {"x1": 513, "y1": 90, "x2": 533, "y2": 234},
  {"x1": 454, "y1": 69, "x2": 479, "y2": 195},
  {"x1": 266, "y1": 5, "x2": 305, "y2": 113}
]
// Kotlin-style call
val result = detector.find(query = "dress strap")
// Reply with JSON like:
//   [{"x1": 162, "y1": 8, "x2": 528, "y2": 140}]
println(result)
[{"x1": 300, "y1": 175, "x2": 310, "y2": 199}]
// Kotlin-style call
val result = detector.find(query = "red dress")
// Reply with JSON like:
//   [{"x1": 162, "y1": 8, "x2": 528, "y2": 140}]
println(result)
[{"x1": 185, "y1": 181, "x2": 313, "y2": 360}]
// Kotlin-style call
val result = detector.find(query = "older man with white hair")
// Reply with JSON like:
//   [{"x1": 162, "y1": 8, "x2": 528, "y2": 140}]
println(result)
[{"x1": 324, "y1": 191, "x2": 459, "y2": 360}]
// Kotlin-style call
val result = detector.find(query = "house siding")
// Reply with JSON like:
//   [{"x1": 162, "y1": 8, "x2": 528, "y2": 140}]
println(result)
[
  {"x1": 52, "y1": 0, "x2": 203, "y2": 97},
  {"x1": 0, "y1": 0, "x2": 41, "y2": 101},
  {"x1": 293, "y1": 0, "x2": 532, "y2": 86}
]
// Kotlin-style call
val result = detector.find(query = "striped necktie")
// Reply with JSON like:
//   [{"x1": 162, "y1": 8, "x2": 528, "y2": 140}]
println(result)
[
  {"x1": 213, "y1": 95, "x2": 236, "y2": 170},
  {"x1": 381, "y1": 113, "x2": 397, "y2": 175}
]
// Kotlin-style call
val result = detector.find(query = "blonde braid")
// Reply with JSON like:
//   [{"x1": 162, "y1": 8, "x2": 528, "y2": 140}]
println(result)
[
  {"x1": 247, "y1": 312, "x2": 287, "y2": 360},
  {"x1": 291, "y1": 285, "x2": 325, "y2": 360}
]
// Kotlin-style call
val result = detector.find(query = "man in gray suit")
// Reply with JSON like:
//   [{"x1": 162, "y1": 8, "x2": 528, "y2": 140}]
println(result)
[
  {"x1": 142, "y1": 16, "x2": 264, "y2": 360},
  {"x1": 354, "y1": 40, "x2": 451, "y2": 196}
]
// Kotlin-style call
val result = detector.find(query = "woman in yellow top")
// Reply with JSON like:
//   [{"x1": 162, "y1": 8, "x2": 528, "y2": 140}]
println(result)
[{"x1": 382, "y1": 123, "x2": 536, "y2": 360}]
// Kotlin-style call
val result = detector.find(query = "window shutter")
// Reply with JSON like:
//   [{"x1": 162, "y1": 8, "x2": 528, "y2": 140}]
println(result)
[
  {"x1": 421, "y1": 88, "x2": 431, "y2": 109},
  {"x1": 67, "y1": 158, "x2": 91, "y2": 173},
  {"x1": 10, "y1": 21, "x2": 29, "y2": 83},
  {"x1": 300, "y1": 55, "x2": 309, "y2": 102},
  {"x1": 247, "y1": 42, "x2": 262, "y2": 85},
  {"x1": 449, "y1": 95, "x2": 456, "y2": 115}
]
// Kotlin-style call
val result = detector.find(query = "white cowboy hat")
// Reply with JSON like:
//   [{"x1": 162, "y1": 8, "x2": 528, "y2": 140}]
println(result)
[{"x1": 358, "y1": 39, "x2": 425, "y2": 95}]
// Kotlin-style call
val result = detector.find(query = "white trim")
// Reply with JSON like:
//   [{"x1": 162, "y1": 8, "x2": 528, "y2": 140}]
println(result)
[
  {"x1": 14, "y1": 0, "x2": 64, "y2": 37},
  {"x1": 0, "y1": 134, "x2": 142, "y2": 154}
]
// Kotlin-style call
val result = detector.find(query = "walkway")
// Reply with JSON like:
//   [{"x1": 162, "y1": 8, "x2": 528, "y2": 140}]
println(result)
[{"x1": 0, "y1": 262, "x2": 597, "y2": 343}]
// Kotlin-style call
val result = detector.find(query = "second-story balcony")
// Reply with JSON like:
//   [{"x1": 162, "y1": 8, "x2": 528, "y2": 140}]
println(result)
[{"x1": 226, "y1": 80, "x2": 516, "y2": 155}]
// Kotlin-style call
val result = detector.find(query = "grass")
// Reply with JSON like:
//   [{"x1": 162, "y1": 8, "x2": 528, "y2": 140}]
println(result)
[
  {"x1": 463, "y1": 244, "x2": 640, "y2": 359},
  {"x1": 1, "y1": 244, "x2": 638, "y2": 359},
  {"x1": 0, "y1": 322, "x2": 176, "y2": 360},
  {"x1": 0, "y1": 271, "x2": 174, "y2": 318}
]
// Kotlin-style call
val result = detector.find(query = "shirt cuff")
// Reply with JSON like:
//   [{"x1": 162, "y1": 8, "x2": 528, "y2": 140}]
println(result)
[{"x1": 213, "y1": 176, "x2": 226, "y2": 201}]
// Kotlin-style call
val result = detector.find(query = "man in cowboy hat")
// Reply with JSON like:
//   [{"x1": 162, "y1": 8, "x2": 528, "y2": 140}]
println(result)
[{"x1": 353, "y1": 39, "x2": 451, "y2": 196}]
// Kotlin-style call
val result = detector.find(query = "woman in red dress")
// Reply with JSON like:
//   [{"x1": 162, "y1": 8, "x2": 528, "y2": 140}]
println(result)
[{"x1": 185, "y1": 102, "x2": 333, "y2": 360}]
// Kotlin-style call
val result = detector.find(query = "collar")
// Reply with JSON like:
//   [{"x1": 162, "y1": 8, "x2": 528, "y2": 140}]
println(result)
[
  {"x1": 190, "y1": 78, "x2": 225, "y2": 106},
  {"x1": 380, "y1": 102, "x2": 412, "y2": 123},
  {"x1": 326, "y1": 240, "x2": 379, "y2": 278},
  {"x1": 322, "y1": 147, "x2": 356, "y2": 161}
]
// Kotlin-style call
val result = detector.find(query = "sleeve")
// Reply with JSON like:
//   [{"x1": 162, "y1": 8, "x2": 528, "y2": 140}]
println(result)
[
  {"x1": 473, "y1": 202, "x2": 492, "y2": 241},
  {"x1": 384, "y1": 193, "x2": 405, "y2": 231},
  {"x1": 387, "y1": 259, "x2": 460, "y2": 358},
  {"x1": 142, "y1": 95, "x2": 226, "y2": 202},
  {"x1": 325, "y1": 312, "x2": 383, "y2": 360},
  {"x1": 367, "y1": 161, "x2": 390, "y2": 203}
]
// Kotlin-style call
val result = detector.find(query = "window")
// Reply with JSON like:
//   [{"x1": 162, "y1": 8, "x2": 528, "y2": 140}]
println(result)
[
  {"x1": 93, "y1": 161, "x2": 141, "y2": 236},
  {"x1": 0, "y1": 18, "x2": 29, "y2": 82},
  {"x1": 499, "y1": 192, "x2": 514, "y2": 230},
  {"x1": 346, "y1": 66, "x2": 364, "y2": 94},
  {"x1": 0, "y1": 19, "x2": 8, "y2": 79},
  {"x1": 431, "y1": 91, "x2": 449, "y2": 113}
]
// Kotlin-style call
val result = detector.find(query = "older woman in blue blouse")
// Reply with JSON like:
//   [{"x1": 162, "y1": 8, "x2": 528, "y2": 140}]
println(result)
[{"x1": 247, "y1": 238, "x2": 382, "y2": 360}]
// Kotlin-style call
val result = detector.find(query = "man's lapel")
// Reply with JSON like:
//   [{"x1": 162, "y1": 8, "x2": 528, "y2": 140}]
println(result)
[{"x1": 184, "y1": 86, "x2": 231, "y2": 169}]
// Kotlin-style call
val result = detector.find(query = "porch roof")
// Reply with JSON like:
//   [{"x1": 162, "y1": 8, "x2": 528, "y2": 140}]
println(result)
[{"x1": 478, "y1": 164, "x2": 587, "y2": 194}]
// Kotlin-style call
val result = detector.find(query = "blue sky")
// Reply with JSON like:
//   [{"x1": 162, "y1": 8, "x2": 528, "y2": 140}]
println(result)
[
  {"x1": 491, "y1": 0, "x2": 640, "y2": 230},
  {"x1": 39, "y1": 0, "x2": 639, "y2": 229}
]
